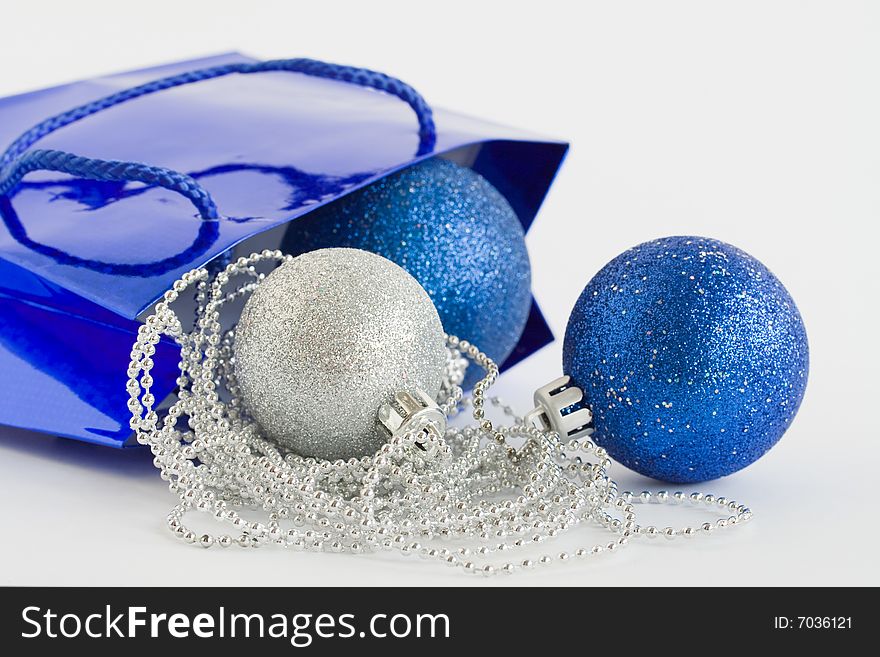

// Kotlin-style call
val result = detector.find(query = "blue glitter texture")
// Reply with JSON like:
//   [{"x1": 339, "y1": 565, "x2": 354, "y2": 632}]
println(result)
[
  {"x1": 281, "y1": 158, "x2": 532, "y2": 384},
  {"x1": 563, "y1": 236, "x2": 809, "y2": 483}
]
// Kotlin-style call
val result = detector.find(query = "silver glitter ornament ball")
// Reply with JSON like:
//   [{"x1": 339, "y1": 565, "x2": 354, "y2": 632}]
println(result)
[{"x1": 233, "y1": 248, "x2": 447, "y2": 460}]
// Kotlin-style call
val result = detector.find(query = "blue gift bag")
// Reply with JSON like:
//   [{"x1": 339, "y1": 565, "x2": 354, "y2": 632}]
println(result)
[{"x1": 0, "y1": 52, "x2": 567, "y2": 447}]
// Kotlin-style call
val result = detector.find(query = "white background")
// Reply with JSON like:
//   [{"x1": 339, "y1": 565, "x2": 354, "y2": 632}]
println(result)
[{"x1": 0, "y1": 0, "x2": 877, "y2": 586}]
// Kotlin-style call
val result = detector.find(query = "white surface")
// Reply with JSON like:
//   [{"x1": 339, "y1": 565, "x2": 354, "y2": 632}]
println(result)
[{"x1": 1, "y1": 0, "x2": 878, "y2": 586}]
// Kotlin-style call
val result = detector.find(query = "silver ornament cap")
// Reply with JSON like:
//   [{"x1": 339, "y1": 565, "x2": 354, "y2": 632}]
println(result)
[
  {"x1": 378, "y1": 388, "x2": 447, "y2": 445},
  {"x1": 233, "y1": 248, "x2": 447, "y2": 460},
  {"x1": 524, "y1": 375, "x2": 593, "y2": 439}
]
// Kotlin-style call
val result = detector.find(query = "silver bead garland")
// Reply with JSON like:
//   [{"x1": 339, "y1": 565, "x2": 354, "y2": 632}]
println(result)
[{"x1": 128, "y1": 250, "x2": 752, "y2": 576}]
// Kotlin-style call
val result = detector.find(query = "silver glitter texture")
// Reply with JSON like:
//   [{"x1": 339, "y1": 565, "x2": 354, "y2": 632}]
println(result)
[{"x1": 234, "y1": 248, "x2": 447, "y2": 460}]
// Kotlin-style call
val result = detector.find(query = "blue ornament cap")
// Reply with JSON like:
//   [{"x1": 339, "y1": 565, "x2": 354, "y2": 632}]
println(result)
[
  {"x1": 281, "y1": 158, "x2": 533, "y2": 386},
  {"x1": 563, "y1": 236, "x2": 809, "y2": 483}
]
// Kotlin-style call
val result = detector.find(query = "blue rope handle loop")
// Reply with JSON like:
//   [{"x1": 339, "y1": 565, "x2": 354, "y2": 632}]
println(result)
[
  {"x1": 0, "y1": 149, "x2": 217, "y2": 216},
  {"x1": 0, "y1": 58, "x2": 436, "y2": 219}
]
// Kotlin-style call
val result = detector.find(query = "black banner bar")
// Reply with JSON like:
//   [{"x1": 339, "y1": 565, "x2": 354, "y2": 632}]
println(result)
[{"x1": 0, "y1": 587, "x2": 867, "y2": 652}]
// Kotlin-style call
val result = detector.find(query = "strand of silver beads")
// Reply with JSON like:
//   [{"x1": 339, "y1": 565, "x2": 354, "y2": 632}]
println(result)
[{"x1": 128, "y1": 250, "x2": 752, "y2": 576}]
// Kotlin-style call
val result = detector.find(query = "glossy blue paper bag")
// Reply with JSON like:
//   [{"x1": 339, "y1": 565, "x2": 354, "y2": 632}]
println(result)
[{"x1": 0, "y1": 53, "x2": 567, "y2": 447}]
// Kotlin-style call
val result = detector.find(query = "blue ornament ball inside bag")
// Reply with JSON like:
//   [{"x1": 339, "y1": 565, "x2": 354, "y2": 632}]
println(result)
[
  {"x1": 281, "y1": 157, "x2": 533, "y2": 386},
  {"x1": 0, "y1": 53, "x2": 567, "y2": 447}
]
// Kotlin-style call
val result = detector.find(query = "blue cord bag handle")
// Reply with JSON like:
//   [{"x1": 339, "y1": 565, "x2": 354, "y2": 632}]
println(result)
[{"x1": 0, "y1": 58, "x2": 436, "y2": 221}]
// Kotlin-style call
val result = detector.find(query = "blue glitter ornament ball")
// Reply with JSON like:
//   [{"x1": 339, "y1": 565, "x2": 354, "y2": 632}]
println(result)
[
  {"x1": 563, "y1": 236, "x2": 809, "y2": 483},
  {"x1": 281, "y1": 158, "x2": 532, "y2": 383}
]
